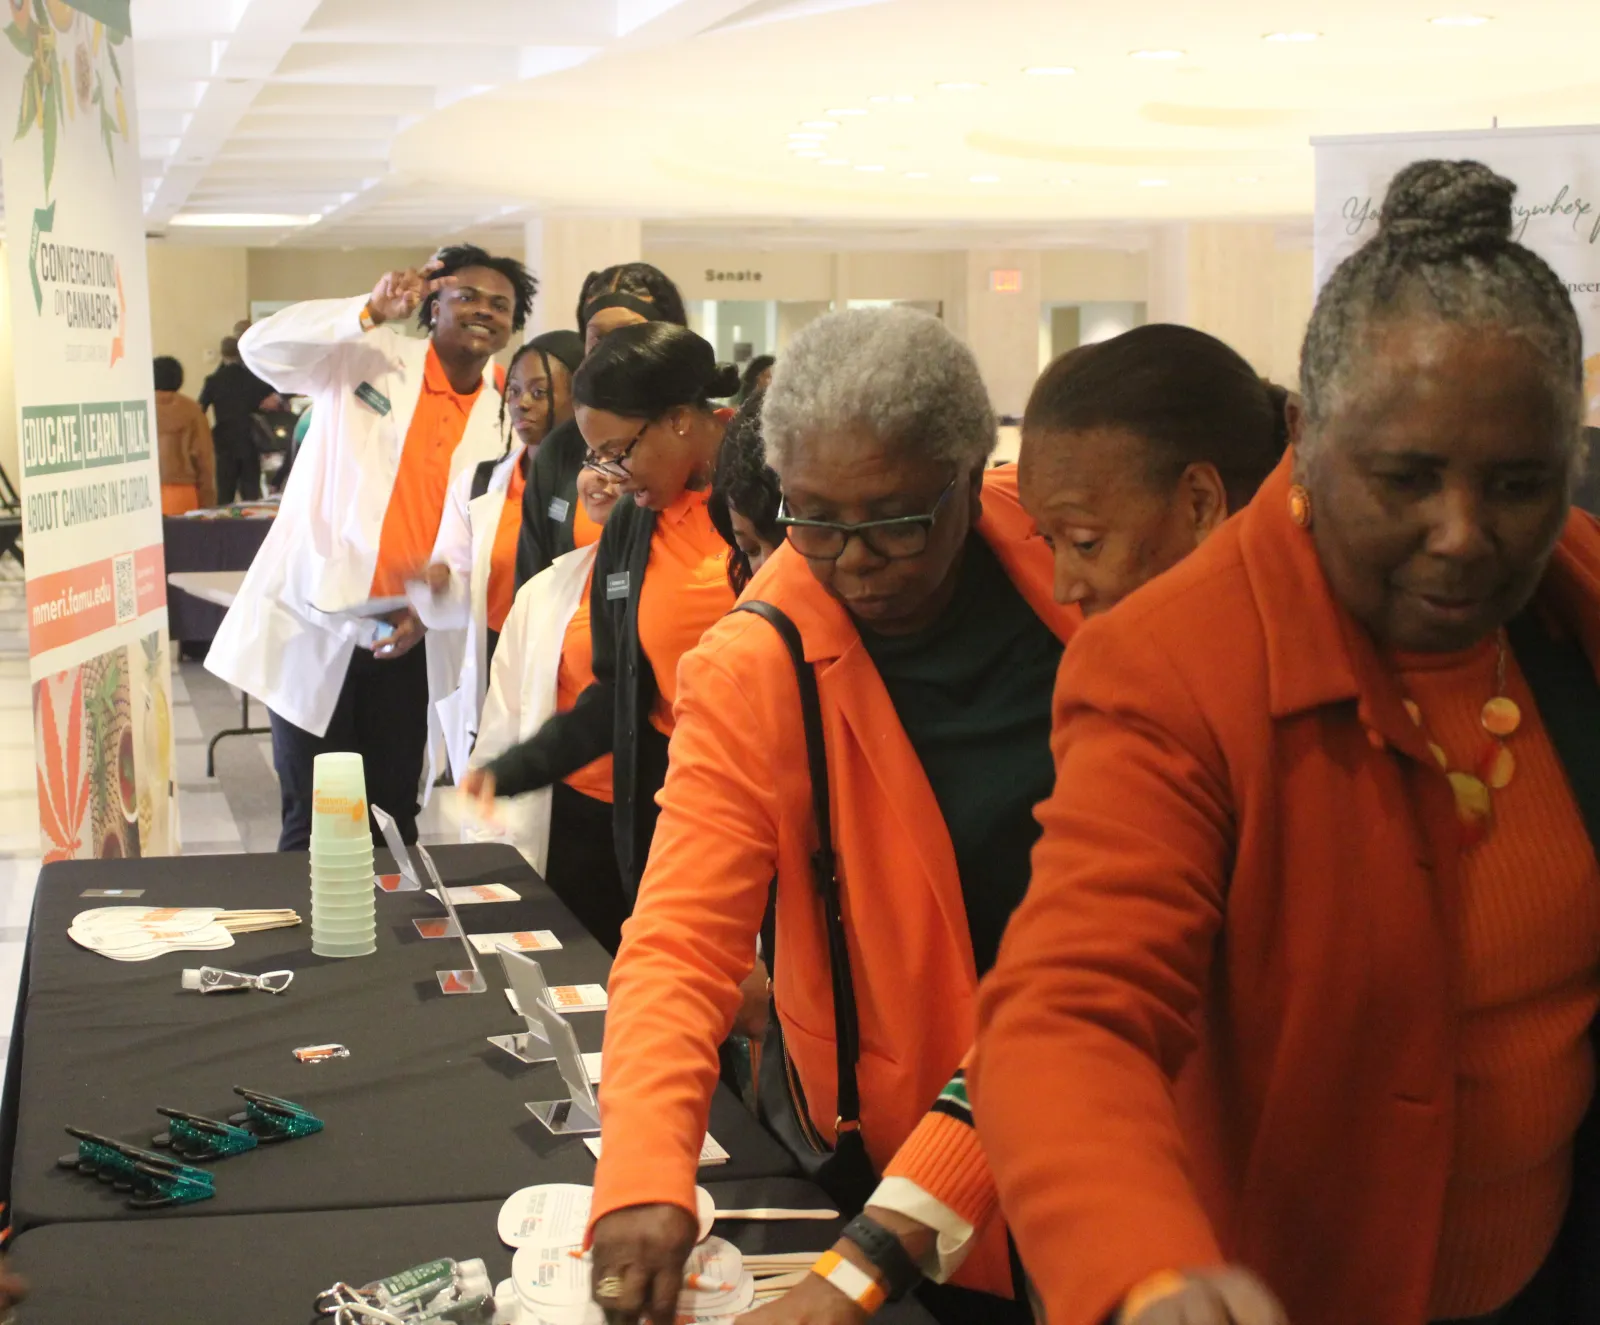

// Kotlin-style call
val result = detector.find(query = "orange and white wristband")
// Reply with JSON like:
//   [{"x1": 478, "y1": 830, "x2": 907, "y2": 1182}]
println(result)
[
  {"x1": 358, "y1": 302, "x2": 377, "y2": 333},
  {"x1": 811, "y1": 1250, "x2": 887, "y2": 1314}
]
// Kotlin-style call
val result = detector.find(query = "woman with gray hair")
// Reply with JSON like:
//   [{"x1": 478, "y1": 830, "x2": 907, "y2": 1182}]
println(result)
[
  {"x1": 976, "y1": 159, "x2": 1600, "y2": 1325},
  {"x1": 584, "y1": 307, "x2": 1077, "y2": 1325}
]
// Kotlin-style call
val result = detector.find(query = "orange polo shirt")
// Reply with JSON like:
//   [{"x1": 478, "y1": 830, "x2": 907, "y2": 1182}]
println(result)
[
  {"x1": 1395, "y1": 638, "x2": 1600, "y2": 1319},
  {"x1": 556, "y1": 565, "x2": 615, "y2": 804},
  {"x1": 637, "y1": 487, "x2": 734, "y2": 736},
  {"x1": 370, "y1": 345, "x2": 482, "y2": 598},
  {"x1": 572, "y1": 498, "x2": 603, "y2": 550},
  {"x1": 485, "y1": 453, "x2": 528, "y2": 634}
]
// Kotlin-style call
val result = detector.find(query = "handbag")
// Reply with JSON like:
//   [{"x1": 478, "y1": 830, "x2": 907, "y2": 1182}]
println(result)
[{"x1": 735, "y1": 600, "x2": 880, "y2": 1216}]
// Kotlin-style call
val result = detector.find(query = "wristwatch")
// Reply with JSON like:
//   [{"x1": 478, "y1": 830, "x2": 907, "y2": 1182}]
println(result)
[{"x1": 839, "y1": 1213, "x2": 923, "y2": 1302}]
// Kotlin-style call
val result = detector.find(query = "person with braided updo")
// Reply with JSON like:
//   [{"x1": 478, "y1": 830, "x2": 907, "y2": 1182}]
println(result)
[{"x1": 974, "y1": 159, "x2": 1600, "y2": 1325}]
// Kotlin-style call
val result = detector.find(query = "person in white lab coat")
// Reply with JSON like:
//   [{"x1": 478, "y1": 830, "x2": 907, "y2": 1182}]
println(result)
[
  {"x1": 419, "y1": 329, "x2": 584, "y2": 781},
  {"x1": 206, "y1": 244, "x2": 536, "y2": 850},
  {"x1": 468, "y1": 464, "x2": 629, "y2": 949}
]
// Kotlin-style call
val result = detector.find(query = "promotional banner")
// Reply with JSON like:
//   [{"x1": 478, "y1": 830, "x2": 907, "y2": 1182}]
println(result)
[
  {"x1": 2, "y1": 0, "x2": 178, "y2": 860},
  {"x1": 1314, "y1": 125, "x2": 1600, "y2": 428}
]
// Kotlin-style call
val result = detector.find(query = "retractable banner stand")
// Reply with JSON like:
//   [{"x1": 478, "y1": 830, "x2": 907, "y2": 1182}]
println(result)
[
  {"x1": 1314, "y1": 125, "x2": 1600, "y2": 430},
  {"x1": 1, "y1": 0, "x2": 178, "y2": 860}
]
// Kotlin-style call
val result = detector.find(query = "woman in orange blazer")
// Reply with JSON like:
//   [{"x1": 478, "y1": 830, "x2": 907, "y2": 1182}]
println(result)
[
  {"x1": 583, "y1": 307, "x2": 1077, "y2": 1325},
  {"x1": 974, "y1": 160, "x2": 1600, "y2": 1325}
]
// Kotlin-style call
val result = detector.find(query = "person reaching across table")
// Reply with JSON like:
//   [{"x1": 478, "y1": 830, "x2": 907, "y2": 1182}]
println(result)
[
  {"x1": 515, "y1": 263, "x2": 689, "y2": 590},
  {"x1": 464, "y1": 322, "x2": 740, "y2": 897},
  {"x1": 420, "y1": 329, "x2": 584, "y2": 781},
  {"x1": 206, "y1": 244, "x2": 534, "y2": 850},
  {"x1": 153, "y1": 355, "x2": 216, "y2": 514},
  {"x1": 569, "y1": 307, "x2": 1077, "y2": 1325},
  {"x1": 973, "y1": 159, "x2": 1600, "y2": 1325}
]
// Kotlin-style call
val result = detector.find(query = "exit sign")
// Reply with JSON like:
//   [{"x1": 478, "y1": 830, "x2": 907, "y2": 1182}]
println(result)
[{"x1": 989, "y1": 269, "x2": 1023, "y2": 293}]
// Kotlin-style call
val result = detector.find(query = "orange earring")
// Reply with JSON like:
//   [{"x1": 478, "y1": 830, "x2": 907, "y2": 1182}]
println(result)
[{"x1": 1288, "y1": 484, "x2": 1313, "y2": 529}]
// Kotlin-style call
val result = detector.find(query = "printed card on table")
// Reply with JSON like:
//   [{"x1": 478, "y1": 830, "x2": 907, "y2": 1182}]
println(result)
[
  {"x1": 506, "y1": 984, "x2": 608, "y2": 1015},
  {"x1": 426, "y1": 883, "x2": 521, "y2": 906},
  {"x1": 584, "y1": 1133, "x2": 727, "y2": 1165},
  {"x1": 469, "y1": 930, "x2": 562, "y2": 956}
]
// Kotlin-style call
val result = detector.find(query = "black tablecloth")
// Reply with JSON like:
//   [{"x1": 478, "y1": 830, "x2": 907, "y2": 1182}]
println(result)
[
  {"x1": 5, "y1": 845, "x2": 792, "y2": 1230},
  {"x1": 162, "y1": 512, "x2": 273, "y2": 643},
  {"x1": 8, "y1": 1180, "x2": 937, "y2": 1324}
]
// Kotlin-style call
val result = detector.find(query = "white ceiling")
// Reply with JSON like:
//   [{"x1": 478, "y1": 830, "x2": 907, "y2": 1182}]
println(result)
[{"x1": 130, "y1": 0, "x2": 1600, "y2": 250}]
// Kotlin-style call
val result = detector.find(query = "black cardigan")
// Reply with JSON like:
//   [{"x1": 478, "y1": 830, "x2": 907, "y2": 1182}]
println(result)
[
  {"x1": 514, "y1": 418, "x2": 586, "y2": 590},
  {"x1": 486, "y1": 494, "x2": 669, "y2": 896},
  {"x1": 1507, "y1": 610, "x2": 1600, "y2": 1315}
]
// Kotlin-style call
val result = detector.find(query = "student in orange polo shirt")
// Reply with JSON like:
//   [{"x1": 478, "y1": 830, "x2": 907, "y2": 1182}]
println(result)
[{"x1": 207, "y1": 245, "x2": 534, "y2": 849}]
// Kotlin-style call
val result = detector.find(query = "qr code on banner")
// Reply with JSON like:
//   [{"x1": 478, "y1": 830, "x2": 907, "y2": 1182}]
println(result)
[{"x1": 112, "y1": 553, "x2": 136, "y2": 623}]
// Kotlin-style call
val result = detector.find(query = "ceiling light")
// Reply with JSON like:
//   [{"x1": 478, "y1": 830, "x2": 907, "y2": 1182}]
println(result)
[
  {"x1": 1130, "y1": 49, "x2": 1185, "y2": 60},
  {"x1": 1264, "y1": 31, "x2": 1320, "y2": 42},
  {"x1": 1235, "y1": 175, "x2": 1261, "y2": 183},
  {"x1": 1025, "y1": 65, "x2": 1077, "y2": 76},
  {"x1": 827, "y1": 107, "x2": 868, "y2": 116},
  {"x1": 855, "y1": 164, "x2": 886, "y2": 172},
  {"x1": 1138, "y1": 178, "x2": 1170, "y2": 187},
  {"x1": 1430, "y1": 13, "x2": 1490, "y2": 24},
  {"x1": 794, "y1": 149, "x2": 828, "y2": 158},
  {"x1": 937, "y1": 81, "x2": 985, "y2": 91},
  {"x1": 789, "y1": 132, "x2": 827, "y2": 140},
  {"x1": 801, "y1": 120, "x2": 839, "y2": 129},
  {"x1": 905, "y1": 171, "x2": 930, "y2": 179},
  {"x1": 169, "y1": 213, "x2": 322, "y2": 227},
  {"x1": 1056, "y1": 177, "x2": 1074, "y2": 186},
  {"x1": 893, "y1": 94, "x2": 915, "y2": 103},
  {"x1": 820, "y1": 157, "x2": 850, "y2": 166},
  {"x1": 970, "y1": 174, "x2": 1000, "y2": 183}
]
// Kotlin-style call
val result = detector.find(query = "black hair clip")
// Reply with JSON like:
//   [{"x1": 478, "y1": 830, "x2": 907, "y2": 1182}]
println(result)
[
  {"x1": 59, "y1": 1127, "x2": 215, "y2": 1208},
  {"x1": 152, "y1": 1107, "x2": 260, "y2": 1161},
  {"x1": 229, "y1": 1086, "x2": 324, "y2": 1142}
]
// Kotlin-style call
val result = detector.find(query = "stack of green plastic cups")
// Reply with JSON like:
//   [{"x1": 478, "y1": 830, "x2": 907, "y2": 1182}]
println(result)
[{"x1": 309, "y1": 752, "x2": 376, "y2": 958}]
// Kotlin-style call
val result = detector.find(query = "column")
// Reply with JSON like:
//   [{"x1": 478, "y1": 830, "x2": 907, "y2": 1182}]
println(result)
[{"x1": 523, "y1": 217, "x2": 643, "y2": 337}]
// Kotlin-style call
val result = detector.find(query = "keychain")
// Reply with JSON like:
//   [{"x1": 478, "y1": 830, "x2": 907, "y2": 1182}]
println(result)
[{"x1": 313, "y1": 1258, "x2": 506, "y2": 1324}]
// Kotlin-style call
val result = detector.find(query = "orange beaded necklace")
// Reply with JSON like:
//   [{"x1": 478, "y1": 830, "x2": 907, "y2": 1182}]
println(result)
[{"x1": 1399, "y1": 630, "x2": 1522, "y2": 849}]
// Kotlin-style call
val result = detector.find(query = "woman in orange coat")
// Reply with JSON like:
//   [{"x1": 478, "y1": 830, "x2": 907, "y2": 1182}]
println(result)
[
  {"x1": 583, "y1": 307, "x2": 1078, "y2": 1325},
  {"x1": 974, "y1": 159, "x2": 1600, "y2": 1325}
]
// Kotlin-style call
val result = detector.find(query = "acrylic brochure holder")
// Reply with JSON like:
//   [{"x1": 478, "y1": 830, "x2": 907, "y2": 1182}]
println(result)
[
  {"x1": 488, "y1": 946, "x2": 556, "y2": 1064},
  {"x1": 524, "y1": 995, "x2": 601, "y2": 1137},
  {"x1": 370, "y1": 805, "x2": 423, "y2": 895},
  {"x1": 415, "y1": 844, "x2": 487, "y2": 994}
]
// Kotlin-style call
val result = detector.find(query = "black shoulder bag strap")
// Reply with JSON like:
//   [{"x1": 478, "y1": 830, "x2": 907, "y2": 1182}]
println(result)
[
  {"x1": 735, "y1": 602, "x2": 876, "y2": 1212},
  {"x1": 735, "y1": 601, "x2": 863, "y2": 1129}
]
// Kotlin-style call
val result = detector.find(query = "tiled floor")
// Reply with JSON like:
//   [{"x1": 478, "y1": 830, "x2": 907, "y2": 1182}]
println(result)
[{"x1": 0, "y1": 563, "x2": 453, "y2": 1076}]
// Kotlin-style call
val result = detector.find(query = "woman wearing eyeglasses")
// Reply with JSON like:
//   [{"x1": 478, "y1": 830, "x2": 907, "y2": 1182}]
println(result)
[
  {"x1": 419, "y1": 330, "x2": 584, "y2": 781},
  {"x1": 462, "y1": 322, "x2": 741, "y2": 900},
  {"x1": 573, "y1": 307, "x2": 1076, "y2": 1325}
]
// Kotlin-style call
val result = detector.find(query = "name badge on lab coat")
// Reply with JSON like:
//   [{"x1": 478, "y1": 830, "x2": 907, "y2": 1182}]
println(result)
[
  {"x1": 354, "y1": 382, "x2": 392, "y2": 416},
  {"x1": 605, "y1": 572, "x2": 630, "y2": 602},
  {"x1": 547, "y1": 497, "x2": 571, "y2": 522}
]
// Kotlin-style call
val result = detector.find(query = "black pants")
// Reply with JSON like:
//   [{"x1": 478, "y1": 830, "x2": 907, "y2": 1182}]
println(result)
[
  {"x1": 214, "y1": 440, "x2": 260, "y2": 504},
  {"x1": 269, "y1": 644, "x2": 429, "y2": 852},
  {"x1": 545, "y1": 781, "x2": 630, "y2": 954}
]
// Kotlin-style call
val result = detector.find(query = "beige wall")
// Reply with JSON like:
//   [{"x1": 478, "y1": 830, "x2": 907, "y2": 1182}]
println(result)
[
  {"x1": 146, "y1": 243, "x2": 250, "y2": 391},
  {"x1": 1040, "y1": 249, "x2": 1148, "y2": 304},
  {"x1": 1269, "y1": 247, "x2": 1315, "y2": 387},
  {"x1": 247, "y1": 247, "x2": 440, "y2": 306},
  {"x1": 958, "y1": 251, "x2": 1044, "y2": 419}
]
